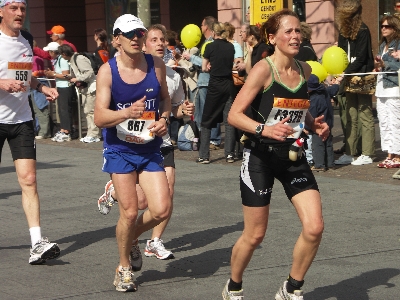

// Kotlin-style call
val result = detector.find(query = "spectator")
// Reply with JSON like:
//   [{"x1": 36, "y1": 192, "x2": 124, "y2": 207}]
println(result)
[
  {"x1": 236, "y1": 23, "x2": 250, "y2": 72},
  {"x1": 226, "y1": 21, "x2": 245, "y2": 159},
  {"x1": 58, "y1": 44, "x2": 102, "y2": 143},
  {"x1": 374, "y1": 15, "x2": 400, "y2": 168},
  {"x1": 294, "y1": 22, "x2": 318, "y2": 62},
  {"x1": 43, "y1": 42, "x2": 73, "y2": 142},
  {"x1": 306, "y1": 74, "x2": 334, "y2": 172},
  {"x1": 245, "y1": 25, "x2": 274, "y2": 74},
  {"x1": 182, "y1": 16, "x2": 221, "y2": 150},
  {"x1": 94, "y1": 28, "x2": 110, "y2": 64},
  {"x1": 31, "y1": 41, "x2": 52, "y2": 139},
  {"x1": 335, "y1": 0, "x2": 375, "y2": 166},
  {"x1": 394, "y1": 1, "x2": 400, "y2": 18},
  {"x1": 197, "y1": 22, "x2": 236, "y2": 164},
  {"x1": 34, "y1": 25, "x2": 77, "y2": 60}
]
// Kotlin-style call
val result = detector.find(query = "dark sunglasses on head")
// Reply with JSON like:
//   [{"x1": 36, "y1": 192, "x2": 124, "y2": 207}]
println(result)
[
  {"x1": 120, "y1": 28, "x2": 145, "y2": 39},
  {"x1": 381, "y1": 25, "x2": 393, "y2": 29}
]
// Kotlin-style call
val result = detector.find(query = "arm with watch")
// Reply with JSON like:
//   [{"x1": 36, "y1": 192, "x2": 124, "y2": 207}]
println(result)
[{"x1": 30, "y1": 77, "x2": 58, "y2": 101}]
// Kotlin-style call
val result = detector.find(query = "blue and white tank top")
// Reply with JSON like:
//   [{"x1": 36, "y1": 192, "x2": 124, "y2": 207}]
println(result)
[{"x1": 103, "y1": 54, "x2": 162, "y2": 154}]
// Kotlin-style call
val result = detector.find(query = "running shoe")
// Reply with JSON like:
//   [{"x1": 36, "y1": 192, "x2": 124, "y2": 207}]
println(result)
[
  {"x1": 334, "y1": 154, "x2": 354, "y2": 165},
  {"x1": 130, "y1": 239, "x2": 143, "y2": 271},
  {"x1": 196, "y1": 157, "x2": 210, "y2": 164},
  {"x1": 351, "y1": 155, "x2": 373, "y2": 165},
  {"x1": 113, "y1": 265, "x2": 137, "y2": 292},
  {"x1": 275, "y1": 281, "x2": 304, "y2": 300},
  {"x1": 55, "y1": 132, "x2": 71, "y2": 142},
  {"x1": 222, "y1": 279, "x2": 244, "y2": 300},
  {"x1": 80, "y1": 136, "x2": 100, "y2": 143},
  {"x1": 226, "y1": 154, "x2": 235, "y2": 163},
  {"x1": 51, "y1": 131, "x2": 62, "y2": 141},
  {"x1": 144, "y1": 237, "x2": 174, "y2": 259},
  {"x1": 29, "y1": 237, "x2": 60, "y2": 265},
  {"x1": 98, "y1": 180, "x2": 116, "y2": 215}
]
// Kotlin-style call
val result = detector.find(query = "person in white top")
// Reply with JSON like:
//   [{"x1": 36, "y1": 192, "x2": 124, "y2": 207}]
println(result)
[
  {"x1": 97, "y1": 24, "x2": 194, "y2": 259},
  {"x1": 0, "y1": 0, "x2": 60, "y2": 265},
  {"x1": 374, "y1": 15, "x2": 400, "y2": 169}
]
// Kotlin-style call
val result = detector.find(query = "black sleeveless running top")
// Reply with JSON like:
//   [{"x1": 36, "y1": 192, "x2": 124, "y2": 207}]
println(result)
[{"x1": 248, "y1": 57, "x2": 310, "y2": 145}]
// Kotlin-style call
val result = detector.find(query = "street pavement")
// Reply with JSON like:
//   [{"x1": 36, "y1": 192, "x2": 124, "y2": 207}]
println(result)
[{"x1": 1, "y1": 115, "x2": 399, "y2": 299}]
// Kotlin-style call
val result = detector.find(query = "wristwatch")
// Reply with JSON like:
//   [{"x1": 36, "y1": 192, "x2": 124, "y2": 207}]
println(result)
[
  {"x1": 254, "y1": 124, "x2": 264, "y2": 138},
  {"x1": 160, "y1": 116, "x2": 170, "y2": 126}
]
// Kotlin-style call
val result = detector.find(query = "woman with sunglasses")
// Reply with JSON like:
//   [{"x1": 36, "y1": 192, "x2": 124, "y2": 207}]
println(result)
[{"x1": 373, "y1": 15, "x2": 400, "y2": 169}]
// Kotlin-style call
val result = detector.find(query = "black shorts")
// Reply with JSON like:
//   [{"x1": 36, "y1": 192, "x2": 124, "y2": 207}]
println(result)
[
  {"x1": 0, "y1": 121, "x2": 36, "y2": 162},
  {"x1": 161, "y1": 146, "x2": 175, "y2": 168},
  {"x1": 240, "y1": 146, "x2": 319, "y2": 207}
]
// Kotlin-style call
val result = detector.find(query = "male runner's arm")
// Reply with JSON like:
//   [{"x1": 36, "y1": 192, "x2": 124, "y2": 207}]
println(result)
[{"x1": 94, "y1": 62, "x2": 146, "y2": 128}]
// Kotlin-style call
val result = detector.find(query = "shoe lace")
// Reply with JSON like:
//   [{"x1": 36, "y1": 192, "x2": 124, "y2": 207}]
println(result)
[
  {"x1": 153, "y1": 239, "x2": 166, "y2": 251},
  {"x1": 130, "y1": 244, "x2": 140, "y2": 259},
  {"x1": 119, "y1": 267, "x2": 133, "y2": 283}
]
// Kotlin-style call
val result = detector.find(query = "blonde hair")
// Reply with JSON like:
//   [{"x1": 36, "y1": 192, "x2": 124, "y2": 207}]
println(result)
[
  {"x1": 212, "y1": 22, "x2": 229, "y2": 40},
  {"x1": 335, "y1": 0, "x2": 363, "y2": 40}
]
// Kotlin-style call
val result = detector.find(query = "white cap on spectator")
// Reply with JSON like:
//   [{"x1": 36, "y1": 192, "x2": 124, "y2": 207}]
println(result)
[{"x1": 43, "y1": 42, "x2": 60, "y2": 51}]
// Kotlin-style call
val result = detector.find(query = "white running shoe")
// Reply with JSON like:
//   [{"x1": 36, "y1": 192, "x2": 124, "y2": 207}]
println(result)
[
  {"x1": 334, "y1": 154, "x2": 354, "y2": 165},
  {"x1": 351, "y1": 155, "x2": 373, "y2": 165},
  {"x1": 98, "y1": 180, "x2": 116, "y2": 215},
  {"x1": 113, "y1": 265, "x2": 137, "y2": 292},
  {"x1": 144, "y1": 237, "x2": 173, "y2": 260},
  {"x1": 275, "y1": 281, "x2": 304, "y2": 300},
  {"x1": 222, "y1": 279, "x2": 244, "y2": 300},
  {"x1": 55, "y1": 132, "x2": 71, "y2": 142},
  {"x1": 29, "y1": 237, "x2": 60, "y2": 265},
  {"x1": 80, "y1": 136, "x2": 100, "y2": 143}
]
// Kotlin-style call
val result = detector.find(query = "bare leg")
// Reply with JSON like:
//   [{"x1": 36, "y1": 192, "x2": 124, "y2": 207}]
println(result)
[
  {"x1": 133, "y1": 170, "x2": 171, "y2": 240},
  {"x1": 113, "y1": 172, "x2": 139, "y2": 268},
  {"x1": 289, "y1": 189, "x2": 324, "y2": 281},
  {"x1": 150, "y1": 166, "x2": 175, "y2": 239},
  {"x1": 230, "y1": 205, "x2": 269, "y2": 283},
  {"x1": 14, "y1": 159, "x2": 40, "y2": 228}
]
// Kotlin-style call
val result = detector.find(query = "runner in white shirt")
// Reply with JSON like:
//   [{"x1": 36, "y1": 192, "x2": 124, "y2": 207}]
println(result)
[
  {"x1": 0, "y1": 0, "x2": 60, "y2": 265},
  {"x1": 97, "y1": 24, "x2": 194, "y2": 264}
]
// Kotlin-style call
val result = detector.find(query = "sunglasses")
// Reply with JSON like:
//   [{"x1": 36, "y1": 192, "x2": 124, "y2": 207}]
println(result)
[
  {"x1": 381, "y1": 25, "x2": 393, "y2": 29},
  {"x1": 396, "y1": 4, "x2": 400, "y2": 8},
  {"x1": 119, "y1": 29, "x2": 145, "y2": 39}
]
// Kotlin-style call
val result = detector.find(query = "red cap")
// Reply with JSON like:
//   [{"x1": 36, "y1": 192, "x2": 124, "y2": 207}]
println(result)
[{"x1": 47, "y1": 25, "x2": 65, "y2": 35}]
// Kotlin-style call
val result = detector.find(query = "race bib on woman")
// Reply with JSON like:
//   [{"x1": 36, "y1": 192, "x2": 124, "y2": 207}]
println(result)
[
  {"x1": 265, "y1": 97, "x2": 310, "y2": 139},
  {"x1": 116, "y1": 111, "x2": 156, "y2": 144}
]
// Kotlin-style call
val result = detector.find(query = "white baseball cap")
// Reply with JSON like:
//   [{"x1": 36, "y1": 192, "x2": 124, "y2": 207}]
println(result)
[
  {"x1": 43, "y1": 42, "x2": 60, "y2": 51},
  {"x1": 113, "y1": 14, "x2": 146, "y2": 35}
]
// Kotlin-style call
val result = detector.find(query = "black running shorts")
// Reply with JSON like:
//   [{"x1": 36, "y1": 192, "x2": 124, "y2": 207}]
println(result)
[
  {"x1": 240, "y1": 146, "x2": 319, "y2": 207},
  {"x1": 161, "y1": 146, "x2": 175, "y2": 168},
  {"x1": 0, "y1": 121, "x2": 36, "y2": 162}
]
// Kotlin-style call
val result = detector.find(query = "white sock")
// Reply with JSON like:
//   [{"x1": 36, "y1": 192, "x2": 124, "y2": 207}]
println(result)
[{"x1": 29, "y1": 227, "x2": 42, "y2": 247}]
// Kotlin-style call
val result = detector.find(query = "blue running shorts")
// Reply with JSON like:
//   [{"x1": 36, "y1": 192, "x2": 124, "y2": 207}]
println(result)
[{"x1": 102, "y1": 148, "x2": 164, "y2": 174}]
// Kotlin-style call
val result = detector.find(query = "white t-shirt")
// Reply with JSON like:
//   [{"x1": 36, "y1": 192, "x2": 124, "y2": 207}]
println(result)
[
  {"x1": 0, "y1": 30, "x2": 33, "y2": 124},
  {"x1": 161, "y1": 65, "x2": 185, "y2": 147}
]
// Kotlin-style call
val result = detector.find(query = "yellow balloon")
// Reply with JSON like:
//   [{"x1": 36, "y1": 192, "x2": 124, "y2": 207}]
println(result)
[
  {"x1": 322, "y1": 46, "x2": 349, "y2": 75},
  {"x1": 180, "y1": 24, "x2": 202, "y2": 49},
  {"x1": 201, "y1": 41, "x2": 212, "y2": 56},
  {"x1": 306, "y1": 61, "x2": 328, "y2": 82}
]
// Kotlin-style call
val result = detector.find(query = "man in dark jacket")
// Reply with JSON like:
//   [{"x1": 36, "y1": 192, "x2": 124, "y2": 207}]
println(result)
[{"x1": 306, "y1": 75, "x2": 334, "y2": 171}]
